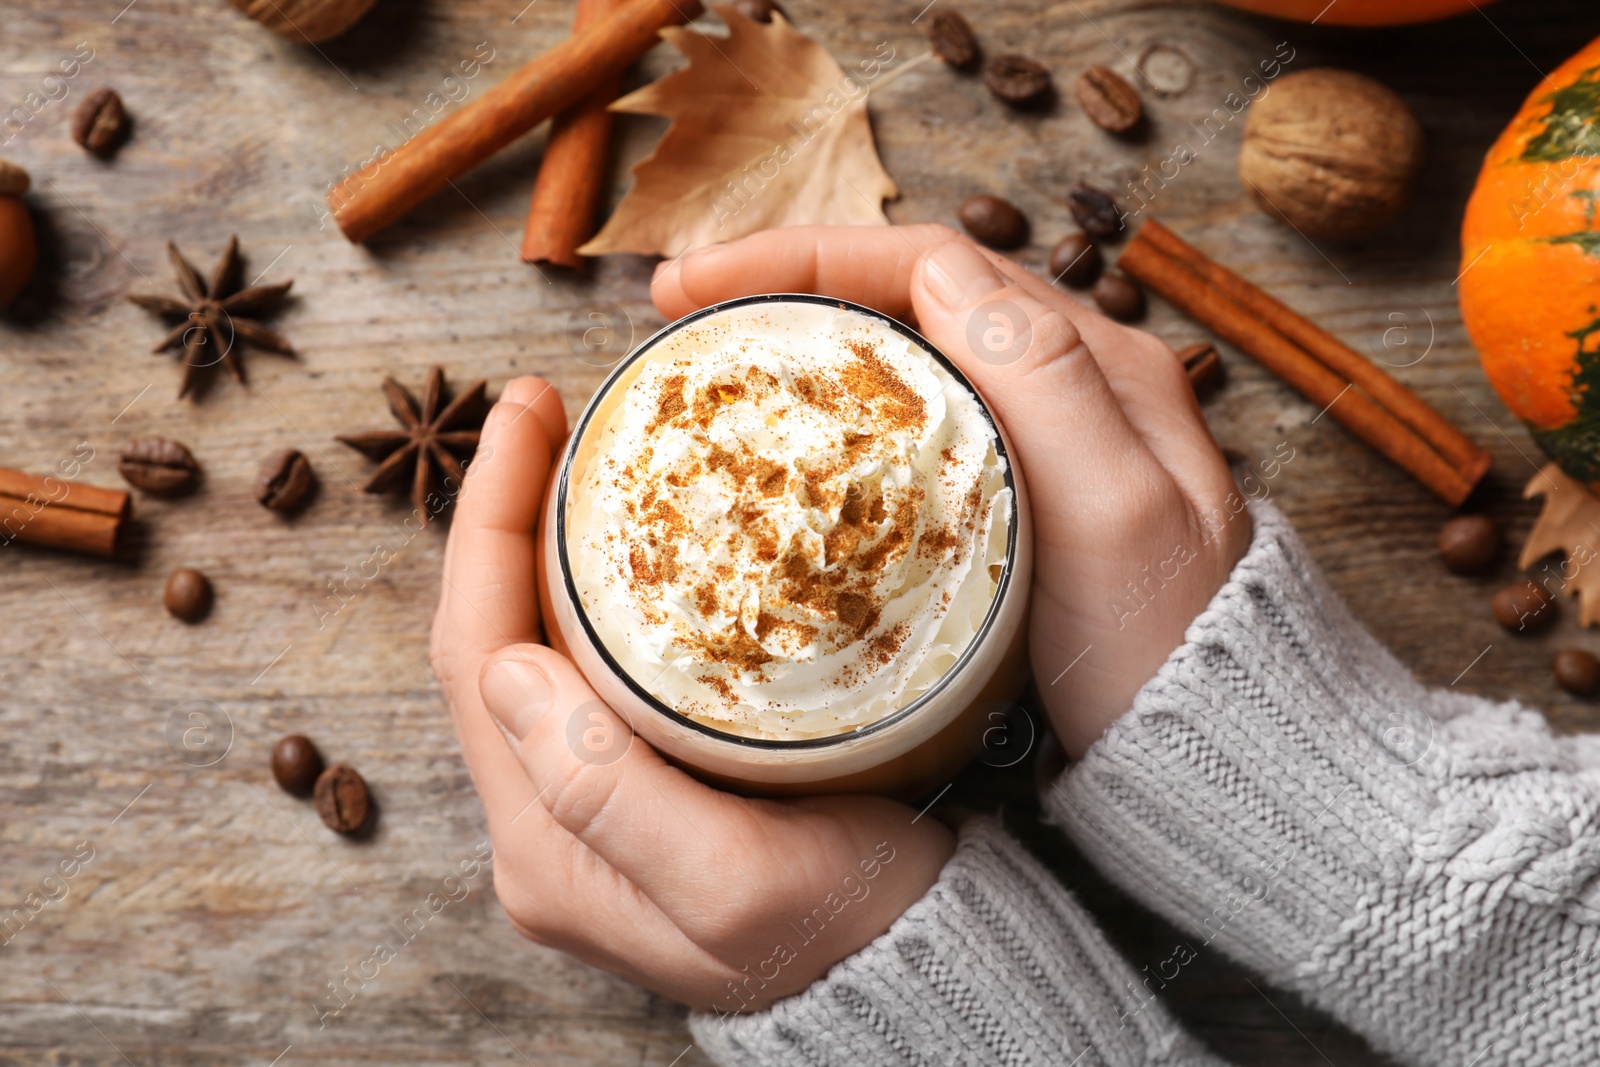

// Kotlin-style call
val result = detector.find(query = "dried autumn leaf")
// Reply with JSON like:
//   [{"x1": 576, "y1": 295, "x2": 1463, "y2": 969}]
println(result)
[
  {"x1": 579, "y1": 4, "x2": 898, "y2": 258},
  {"x1": 1520, "y1": 462, "x2": 1600, "y2": 626}
]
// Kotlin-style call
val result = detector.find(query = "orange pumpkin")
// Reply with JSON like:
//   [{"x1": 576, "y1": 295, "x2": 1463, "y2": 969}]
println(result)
[
  {"x1": 1461, "y1": 37, "x2": 1600, "y2": 482},
  {"x1": 1212, "y1": 0, "x2": 1494, "y2": 25}
]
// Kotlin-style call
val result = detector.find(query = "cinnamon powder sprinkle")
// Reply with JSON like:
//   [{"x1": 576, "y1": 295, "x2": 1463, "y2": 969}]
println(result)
[{"x1": 599, "y1": 336, "x2": 991, "y2": 711}]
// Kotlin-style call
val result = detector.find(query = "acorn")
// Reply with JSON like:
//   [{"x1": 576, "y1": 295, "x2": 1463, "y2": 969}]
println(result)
[{"x1": 0, "y1": 158, "x2": 35, "y2": 311}]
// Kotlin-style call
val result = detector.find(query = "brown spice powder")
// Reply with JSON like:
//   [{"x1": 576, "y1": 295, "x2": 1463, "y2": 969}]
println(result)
[{"x1": 601, "y1": 338, "x2": 976, "y2": 708}]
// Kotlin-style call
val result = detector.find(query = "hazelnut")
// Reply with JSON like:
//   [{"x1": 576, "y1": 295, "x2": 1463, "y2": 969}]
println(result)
[
  {"x1": 227, "y1": 0, "x2": 378, "y2": 43},
  {"x1": 0, "y1": 158, "x2": 36, "y2": 311},
  {"x1": 1238, "y1": 68, "x2": 1424, "y2": 240}
]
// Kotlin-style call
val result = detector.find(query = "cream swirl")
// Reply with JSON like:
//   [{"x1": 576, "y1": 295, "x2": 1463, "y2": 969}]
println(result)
[{"x1": 567, "y1": 301, "x2": 1010, "y2": 740}]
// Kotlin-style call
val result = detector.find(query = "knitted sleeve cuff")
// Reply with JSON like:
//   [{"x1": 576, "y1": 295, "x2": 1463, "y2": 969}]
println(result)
[
  {"x1": 1048, "y1": 499, "x2": 1600, "y2": 1066},
  {"x1": 1048, "y1": 498, "x2": 1437, "y2": 980},
  {"x1": 689, "y1": 819, "x2": 1227, "y2": 1067}
]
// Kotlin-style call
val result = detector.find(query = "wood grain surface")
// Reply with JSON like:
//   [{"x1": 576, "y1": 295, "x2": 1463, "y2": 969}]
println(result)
[{"x1": 2, "y1": 1, "x2": 1597, "y2": 1064}]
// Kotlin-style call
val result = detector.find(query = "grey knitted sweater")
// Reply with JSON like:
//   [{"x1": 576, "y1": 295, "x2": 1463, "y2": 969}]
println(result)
[{"x1": 691, "y1": 502, "x2": 1600, "y2": 1066}]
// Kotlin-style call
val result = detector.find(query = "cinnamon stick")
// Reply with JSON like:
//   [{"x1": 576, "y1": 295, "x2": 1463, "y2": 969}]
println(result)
[
  {"x1": 329, "y1": 0, "x2": 701, "y2": 244},
  {"x1": 0, "y1": 468, "x2": 129, "y2": 557},
  {"x1": 0, "y1": 467, "x2": 129, "y2": 517},
  {"x1": 1120, "y1": 235, "x2": 1481, "y2": 506},
  {"x1": 521, "y1": 0, "x2": 627, "y2": 267},
  {"x1": 1140, "y1": 219, "x2": 1486, "y2": 475}
]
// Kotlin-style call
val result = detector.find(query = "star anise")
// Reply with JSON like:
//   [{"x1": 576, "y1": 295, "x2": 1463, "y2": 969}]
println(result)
[
  {"x1": 128, "y1": 236, "x2": 294, "y2": 399},
  {"x1": 337, "y1": 365, "x2": 489, "y2": 525}
]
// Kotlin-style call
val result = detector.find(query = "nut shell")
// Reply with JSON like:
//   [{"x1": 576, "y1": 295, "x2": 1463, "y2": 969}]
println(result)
[
  {"x1": 1238, "y1": 68, "x2": 1423, "y2": 240},
  {"x1": 228, "y1": 0, "x2": 378, "y2": 43},
  {"x1": 0, "y1": 194, "x2": 34, "y2": 310},
  {"x1": 0, "y1": 158, "x2": 29, "y2": 197}
]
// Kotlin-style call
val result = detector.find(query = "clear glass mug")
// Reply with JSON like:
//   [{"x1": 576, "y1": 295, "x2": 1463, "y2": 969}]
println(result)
[{"x1": 534, "y1": 295, "x2": 1032, "y2": 798}]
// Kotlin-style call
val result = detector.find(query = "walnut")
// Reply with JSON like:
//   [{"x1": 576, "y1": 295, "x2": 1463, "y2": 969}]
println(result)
[{"x1": 1238, "y1": 68, "x2": 1424, "y2": 241}]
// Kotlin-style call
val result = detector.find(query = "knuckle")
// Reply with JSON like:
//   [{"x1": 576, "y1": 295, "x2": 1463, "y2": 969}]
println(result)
[
  {"x1": 541, "y1": 759, "x2": 617, "y2": 838},
  {"x1": 427, "y1": 636, "x2": 453, "y2": 685},
  {"x1": 494, "y1": 879, "x2": 556, "y2": 945},
  {"x1": 909, "y1": 222, "x2": 963, "y2": 248},
  {"x1": 676, "y1": 887, "x2": 775, "y2": 950},
  {"x1": 1014, "y1": 307, "x2": 1090, "y2": 378}
]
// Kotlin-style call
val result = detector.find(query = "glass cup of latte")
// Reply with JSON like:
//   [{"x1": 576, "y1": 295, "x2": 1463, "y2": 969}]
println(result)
[{"x1": 535, "y1": 295, "x2": 1032, "y2": 797}]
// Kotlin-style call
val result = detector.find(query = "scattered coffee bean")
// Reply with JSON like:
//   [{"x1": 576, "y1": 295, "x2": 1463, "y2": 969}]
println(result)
[
  {"x1": 732, "y1": 0, "x2": 786, "y2": 22},
  {"x1": 983, "y1": 54, "x2": 1053, "y2": 108},
  {"x1": 1075, "y1": 65, "x2": 1143, "y2": 133},
  {"x1": 958, "y1": 194, "x2": 1029, "y2": 249},
  {"x1": 1092, "y1": 272, "x2": 1144, "y2": 322},
  {"x1": 119, "y1": 436, "x2": 200, "y2": 496},
  {"x1": 1553, "y1": 649, "x2": 1600, "y2": 696},
  {"x1": 1177, "y1": 341, "x2": 1223, "y2": 394},
  {"x1": 255, "y1": 448, "x2": 315, "y2": 513},
  {"x1": 314, "y1": 764, "x2": 371, "y2": 834},
  {"x1": 929, "y1": 11, "x2": 979, "y2": 70},
  {"x1": 1491, "y1": 579, "x2": 1556, "y2": 633},
  {"x1": 1067, "y1": 184, "x2": 1125, "y2": 239},
  {"x1": 271, "y1": 734, "x2": 325, "y2": 797},
  {"x1": 1437, "y1": 514, "x2": 1501, "y2": 575},
  {"x1": 1048, "y1": 232, "x2": 1101, "y2": 287},
  {"x1": 71, "y1": 87, "x2": 129, "y2": 157},
  {"x1": 164, "y1": 566, "x2": 213, "y2": 623}
]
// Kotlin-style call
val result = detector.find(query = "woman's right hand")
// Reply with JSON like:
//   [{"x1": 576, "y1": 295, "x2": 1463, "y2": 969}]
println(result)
[{"x1": 653, "y1": 224, "x2": 1252, "y2": 758}]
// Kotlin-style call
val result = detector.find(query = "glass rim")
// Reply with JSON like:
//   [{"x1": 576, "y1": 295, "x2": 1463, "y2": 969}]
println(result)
[{"x1": 555, "y1": 292, "x2": 1021, "y2": 752}]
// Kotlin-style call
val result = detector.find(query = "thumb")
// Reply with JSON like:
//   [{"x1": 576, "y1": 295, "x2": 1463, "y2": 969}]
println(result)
[
  {"x1": 477, "y1": 644, "x2": 757, "y2": 913},
  {"x1": 910, "y1": 238, "x2": 1154, "y2": 526}
]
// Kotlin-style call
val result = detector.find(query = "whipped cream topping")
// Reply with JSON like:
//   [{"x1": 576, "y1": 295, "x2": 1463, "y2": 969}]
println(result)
[{"x1": 566, "y1": 301, "x2": 1010, "y2": 740}]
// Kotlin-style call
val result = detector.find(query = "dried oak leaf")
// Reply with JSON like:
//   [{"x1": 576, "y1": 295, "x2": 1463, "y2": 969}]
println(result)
[
  {"x1": 1521, "y1": 463, "x2": 1600, "y2": 626},
  {"x1": 578, "y1": 3, "x2": 897, "y2": 258}
]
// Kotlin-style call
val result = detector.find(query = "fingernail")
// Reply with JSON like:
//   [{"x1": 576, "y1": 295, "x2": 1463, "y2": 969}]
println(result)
[
  {"x1": 480, "y1": 657, "x2": 554, "y2": 743},
  {"x1": 923, "y1": 241, "x2": 1006, "y2": 309},
  {"x1": 480, "y1": 396, "x2": 525, "y2": 437}
]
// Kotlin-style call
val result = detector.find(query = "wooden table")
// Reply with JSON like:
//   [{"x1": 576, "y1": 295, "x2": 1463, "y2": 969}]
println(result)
[{"x1": 2, "y1": 1, "x2": 1595, "y2": 1063}]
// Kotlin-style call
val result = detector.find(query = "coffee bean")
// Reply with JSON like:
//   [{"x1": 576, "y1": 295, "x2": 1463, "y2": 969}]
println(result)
[
  {"x1": 1177, "y1": 341, "x2": 1223, "y2": 394},
  {"x1": 1437, "y1": 514, "x2": 1501, "y2": 575},
  {"x1": 119, "y1": 436, "x2": 200, "y2": 496},
  {"x1": 958, "y1": 194, "x2": 1029, "y2": 249},
  {"x1": 1492, "y1": 579, "x2": 1556, "y2": 633},
  {"x1": 1092, "y1": 272, "x2": 1144, "y2": 322},
  {"x1": 1048, "y1": 232, "x2": 1101, "y2": 287},
  {"x1": 71, "y1": 87, "x2": 129, "y2": 157},
  {"x1": 733, "y1": 0, "x2": 786, "y2": 22},
  {"x1": 983, "y1": 54, "x2": 1053, "y2": 108},
  {"x1": 1553, "y1": 649, "x2": 1600, "y2": 696},
  {"x1": 255, "y1": 448, "x2": 315, "y2": 513},
  {"x1": 315, "y1": 764, "x2": 371, "y2": 834},
  {"x1": 1067, "y1": 184, "x2": 1125, "y2": 238},
  {"x1": 271, "y1": 734, "x2": 324, "y2": 797},
  {"x1": 164, "y1": 566, "x2": 213, "y2": 623},
  {"x1": 929, "y1": 11, "x2": 979, "y2": 70},
  {"x1": 1075, "y1": 65, "x2": 1143, "y2": 133}
]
